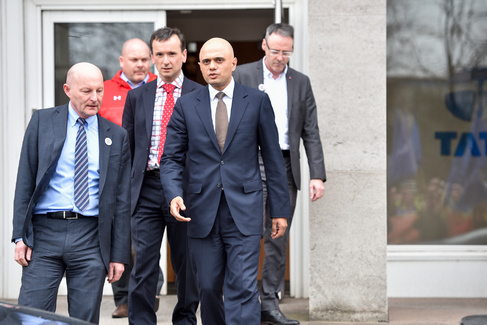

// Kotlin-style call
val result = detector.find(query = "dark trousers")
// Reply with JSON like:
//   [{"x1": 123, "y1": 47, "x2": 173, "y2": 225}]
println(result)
[
  {"x1": 18, "y1": 214, "x2": 106, "y2": 324},
  {"x1": 128, "y1": 171, "x2": 198, "y2": 325},
  {"x1": 260, "y1": 154, "x2": 298, "y2": 311},
  {"x1": 189, "y1": 193, "x2": 261, "y2": 325},
  {"x1": 111, "y1": 239, "x2": 164, "y2": 306}
]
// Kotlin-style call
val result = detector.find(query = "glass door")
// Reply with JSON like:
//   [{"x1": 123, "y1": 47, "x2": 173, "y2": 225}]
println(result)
[
  {"x1": 42, "y1": 10, "x2": 166, "y2": 108},
  {"x1": 41, "y1": 10, "x2": 166, "y2": 295}
]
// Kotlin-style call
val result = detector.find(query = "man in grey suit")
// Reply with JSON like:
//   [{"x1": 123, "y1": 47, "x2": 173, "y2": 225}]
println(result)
[
  {"x1": 233, "y1": 23, "x2": 327, "y2": 325},
  {"x1": 12, "y1": 62, "x2": 131, "y2": 324}
]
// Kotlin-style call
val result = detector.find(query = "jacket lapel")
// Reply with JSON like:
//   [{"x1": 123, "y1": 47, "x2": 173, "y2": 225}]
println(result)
[
  {"x1": 286, "y1": 68, "x2": 294, "y2": 119},
  {"x1": 195, "y1": 88, "x2": 221, "y2": 152},
  {"x1": 224, "y1": 83, "x2": 247, "y2": 153},
  {"x1": 51, "y1": 105, "x2": 69, "y2": 163},
  {"x1": 144, "y1": 80, "x2": 158, "y2": 141},
  {"x1": 97, "y1": 116, "x2": 111, "y2": 195}
]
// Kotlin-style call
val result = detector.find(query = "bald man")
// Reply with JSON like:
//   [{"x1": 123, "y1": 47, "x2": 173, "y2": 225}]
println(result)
[
  {"x1": 12, "y1": 62, "x2": 131, "y2": 324},
  {"x1": 99, "y1": 38, "x2": 157, "y2": 126},
  {"x1": 160, "y1": 38, "x2": 291, "y2": 325}
]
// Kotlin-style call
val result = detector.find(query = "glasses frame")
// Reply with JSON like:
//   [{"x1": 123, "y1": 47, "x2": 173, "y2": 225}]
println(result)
[{"x1": 265, "y1": 43, "x2": 293, "y2": 58}]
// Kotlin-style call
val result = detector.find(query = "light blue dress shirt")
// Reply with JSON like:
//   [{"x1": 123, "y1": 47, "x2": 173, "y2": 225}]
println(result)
[
  {"x1": 34, "y1": 103, "x2": 100, "y2": 216},
  {"x1": 121, "y1": 71, "x2": 150, "y2": 89}
]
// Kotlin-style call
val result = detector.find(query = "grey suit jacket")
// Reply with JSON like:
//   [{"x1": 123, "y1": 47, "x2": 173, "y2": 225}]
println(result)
[
  {"x1": 12, "y1": 104, "x2": 132, "y2": 271},
  {"x1": 122, "y1": 77, "x2": 203, "y2": 215},
  {"x1": 233, "y1": 59, "x2": 326, "y2": 189}
]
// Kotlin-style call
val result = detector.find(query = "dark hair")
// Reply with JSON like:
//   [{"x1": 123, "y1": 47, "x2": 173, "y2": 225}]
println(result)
[
  {"x1": 265, "y1": 23, "x2": 294, "y2": 40},
  {"x1": 149, "y1": 27, "x2": 186, "y2": 53}
]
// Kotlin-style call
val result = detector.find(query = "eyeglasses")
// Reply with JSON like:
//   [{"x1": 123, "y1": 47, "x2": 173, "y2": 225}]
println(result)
[{"x1": 266, "y1": 43, "x2": 293, "y2": 58}]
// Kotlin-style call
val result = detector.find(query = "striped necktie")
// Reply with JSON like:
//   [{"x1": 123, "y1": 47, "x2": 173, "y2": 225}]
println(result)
[{"x1": 74, "y1": 117, "x2": 89, "y2": 211}]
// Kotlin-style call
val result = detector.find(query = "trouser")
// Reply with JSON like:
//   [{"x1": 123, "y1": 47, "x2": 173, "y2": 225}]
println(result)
[
  {"x1": 260, "y1": 153, "x2": 298, "y2": 311},
  {"x1": 128, "y1": 171, "x2": 198, "y2": 325},
  {"x1": 189, "y1": 192, "x2": 261, "y2": 325},
  {"x1": 19, "y1": 214, "x2": 106, "y2": 324}
]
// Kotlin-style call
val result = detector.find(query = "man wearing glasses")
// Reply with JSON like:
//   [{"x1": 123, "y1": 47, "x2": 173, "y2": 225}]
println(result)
[{"x1": 233, "y1": 23, "x2": 326, "y2": 325}]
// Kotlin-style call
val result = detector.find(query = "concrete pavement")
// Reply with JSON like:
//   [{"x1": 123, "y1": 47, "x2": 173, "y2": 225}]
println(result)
[{"x1": 6, "y1": 295, "x2": 487, "y2": 324}]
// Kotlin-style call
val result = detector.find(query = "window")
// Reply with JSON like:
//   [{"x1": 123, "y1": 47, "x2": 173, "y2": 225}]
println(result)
[{"x1": 387, "y1": 0, "x2": 487, "y2": 244}]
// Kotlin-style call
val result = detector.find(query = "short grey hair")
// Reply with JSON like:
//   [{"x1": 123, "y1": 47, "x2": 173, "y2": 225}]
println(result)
[{"x1": 265, "y1": 23, "x2": 294, "y2": 40}]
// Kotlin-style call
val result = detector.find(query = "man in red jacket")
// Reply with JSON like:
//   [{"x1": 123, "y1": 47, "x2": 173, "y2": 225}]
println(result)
[
  {"x1": 99, "y1": 38, "x2": 157, "y2": 126},
  {"x1": 98, "y1": 37, "x2": 158, "y2": 318}
]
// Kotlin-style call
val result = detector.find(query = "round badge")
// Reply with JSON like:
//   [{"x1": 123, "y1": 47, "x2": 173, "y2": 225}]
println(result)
[{"x1": 105, "y1": 137, "x2": 112, "y2": 146}]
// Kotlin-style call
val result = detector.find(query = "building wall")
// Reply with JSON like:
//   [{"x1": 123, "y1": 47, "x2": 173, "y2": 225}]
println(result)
[
  {"x1": 1, "y1": 0, "x2": 25, "y2": 299},
  {"x1": 308, "y1": 0, "x2": 388, "y2": 321}
]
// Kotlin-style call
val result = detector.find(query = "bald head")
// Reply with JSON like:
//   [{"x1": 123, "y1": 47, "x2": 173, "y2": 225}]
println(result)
[
  {"x1": 64, "y1": 62, "x2": 104, "y2": 119},
  {"x1": 199, "y1": 38, "x2": 237, "y2": 91},
  {"x1": 66, "y1": 62, "x2": 103, "y2": 86},
  {"x1": 121, "y1": 38, "x2": 150, "y2": 57},
  {"x1": 119, "y1": 38, "x2": 152, "y2": 85}
]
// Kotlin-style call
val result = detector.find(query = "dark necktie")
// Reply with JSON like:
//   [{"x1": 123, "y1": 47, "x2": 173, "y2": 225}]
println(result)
[
  {"x1": 215, "y1": 92, "x2": 228, "y2": 152},
  {"x1": 74, "y1": 118, "x2": 89, "y2": 211},
  {"x1": 158, "y1": 83, "x2": 176, "y2": 161}
]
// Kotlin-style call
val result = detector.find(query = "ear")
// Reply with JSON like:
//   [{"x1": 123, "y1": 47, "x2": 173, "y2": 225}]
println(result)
[
  {"x1": 261, "y1": 39, "x2": 266, "y2": 52},
  {"x1": 182, "y1": 49, "x2": 187, "y2": 64},
  {"x1": 119, "y1": 55, "x2": 124, "y2": 69},
  {"x1": 231, "y1": 57, "x2": 237, "y2": 71},
  {"x1": 63, "y1": 84, "x2": 70, "y2": 98}
]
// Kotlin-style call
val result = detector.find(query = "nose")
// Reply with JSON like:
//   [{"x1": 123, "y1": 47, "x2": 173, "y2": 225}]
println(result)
[{"x1": 90, "y1": 90, "x2": 98, "y2": 101}]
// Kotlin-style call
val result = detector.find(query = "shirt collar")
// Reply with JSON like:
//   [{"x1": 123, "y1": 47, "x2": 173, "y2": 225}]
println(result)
[
  {"x1": 68, "y1": 102, "x2": 98, "y2": 129},
  {"x1": 120, "y1": 71, "x2": 150, "y2": 89},
  {"x1": 209, "y1": 77, "x2": 235, "y2": 100},
  {"x1": 262, "y1": 57, "x2": 288, "y2": 80},
  {"x1": 157, "y1": 72, "x2": 184, "y2": 89}
]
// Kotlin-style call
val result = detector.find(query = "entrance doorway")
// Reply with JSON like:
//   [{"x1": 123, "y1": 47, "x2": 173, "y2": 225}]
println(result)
[{"x1": 165, "y1": 7, "x2": 291, "y2": 289}]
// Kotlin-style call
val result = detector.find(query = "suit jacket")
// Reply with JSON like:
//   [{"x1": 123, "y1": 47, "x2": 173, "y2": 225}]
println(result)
[
  {"x1": 233, "y1": 59, "x2": 326, "y2": 189},
  {"x1": 160, "y1": 82, "x2": 291, "y2": 238},
  {"x1": 12, "y1": 104, "x2": 132, "y2": 271},
  {"x1": 122, "y1": 77, "x2": 203, "y2": 215}
]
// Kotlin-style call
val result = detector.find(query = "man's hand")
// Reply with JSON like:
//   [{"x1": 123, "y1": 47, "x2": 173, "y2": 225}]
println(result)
[
  {"x1": 170, "y1": 196, "x2": 191, "y2": 222},
  {"x1": 14, "y1": 240, "x2": 32, "y2": 267},
  {"x1": 271, "y1": 218, "x2": 288, "y2": 239},
  {"x1": 310, "y1": 179, "x2": 325, "y2": 202},
  {"x1": 107, "y1": 262, "x2": 125, "y2": 284}
]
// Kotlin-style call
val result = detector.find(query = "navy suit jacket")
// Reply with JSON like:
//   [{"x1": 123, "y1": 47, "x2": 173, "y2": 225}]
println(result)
[
  {"x1": 122, "y1": 77, "x2": 203, "y2": 214},
  {"x1": 233, "y1": 59, "x2": 326, "y2": 189},
  {"x1": 12, "y1": 104, "x2": 132, "y2": 271},
  {"x1": 160, "y1": 82, "x2": 291, "y2": 238}
]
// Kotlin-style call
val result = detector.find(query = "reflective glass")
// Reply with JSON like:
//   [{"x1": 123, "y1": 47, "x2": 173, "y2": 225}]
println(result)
[
  {"x1": 387, "y1": 0, "x2": 487, "y2": 244},
  {"x1": 54, "y1": 22, "x2": 154, "y2": 106}
]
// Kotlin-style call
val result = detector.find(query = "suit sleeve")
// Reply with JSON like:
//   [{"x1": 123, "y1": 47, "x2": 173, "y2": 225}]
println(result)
[
  {"x1": 122, "y1": 90, "x2": 136, "y2": 164},
  {"x1": 12, "y1": 111, "x2": 40, "y2": 241},
  {"x1": 110, "y1": 130, "x2": 132, "y2": 264},
  {"x1": 160, "y1": 99, "x2": 187, "y2": 205},
  {"x1": 258, "y1": 93, "x2": 292, "y2": 219},
  {"x1": 301, "y1": 76, "x2": 327, "y2": 182}
]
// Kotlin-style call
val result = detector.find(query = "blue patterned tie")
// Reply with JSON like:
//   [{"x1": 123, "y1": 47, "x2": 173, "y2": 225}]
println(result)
[{"x1": 74, "y1": 118, "x2": 89, "y2": 211}]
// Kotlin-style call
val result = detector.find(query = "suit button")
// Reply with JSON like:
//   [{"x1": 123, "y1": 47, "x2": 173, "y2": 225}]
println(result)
[
  {"x1": 220, "y1": 160, "x2": 224, "y2": 165},
  {"x1": 217, "y1": 183, "x2": 222, "y2": 188}
]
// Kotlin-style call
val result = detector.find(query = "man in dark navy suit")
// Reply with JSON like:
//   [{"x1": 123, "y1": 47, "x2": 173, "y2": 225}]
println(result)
[{"x1": 161, "y1": 37, "x2": 291, "y2": 325}]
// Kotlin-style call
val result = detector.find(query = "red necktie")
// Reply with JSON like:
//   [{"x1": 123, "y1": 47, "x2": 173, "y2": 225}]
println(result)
[{"x1": 158, "y1": 83, "x2": 176, "y2": 162}]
